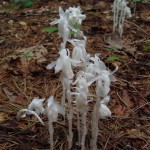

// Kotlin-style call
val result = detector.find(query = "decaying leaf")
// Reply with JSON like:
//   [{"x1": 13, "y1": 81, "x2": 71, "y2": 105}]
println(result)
[
  {"x1": 9, "y1": 45, "x2": 48, "y2": 74},
  {"x1": 122, "y1": 90, "x2": 134, "y2": 108},
  {"x1": 0, "y1": 112, "x2": 8, "y2": 122},
  {"x1": 125, "y1": 46, "x2": 137, "y2": 57},
  {"x1": 2, "y1": 87, "x2": 17, "y2": 101},
  {"x1": 19, "y1": 21, "x2": 28, "y2": 30},
  {"x1": 15, "y1": 45, "x2": 48, "y2": 61},
  {"x1": 105, "y1": 35, "x2": 124, "y2": 50},
  {"x1": 112, "y1": 104, "x2": 129, "y2": 116}
]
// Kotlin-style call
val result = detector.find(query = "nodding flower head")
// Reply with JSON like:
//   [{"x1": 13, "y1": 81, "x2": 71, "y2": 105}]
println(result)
[
  {"x1": 68, "y1": 38, "x2": 88, "y2": 63},
  {"x1": 28, "y1": 97, "x2": 45, "y2": 115},
  {"x1": 47, "y1": 96, "x2": 65, "y2": 122},
  {"x1": 99, "y1": 103, "x2": 111, "y2": 118},
  {"x1": 46, "y1": 48, "x2": 74, "y2": 79},
  {"x1": 73, "y1": 74, "x2": 89, "y2": 93},
  {"x1": 99, "y1": 97, "x2": 111, "y2": 119},
  {"x1": 85, "y1": 55, "x2": 107, "y2": 77},
  {"x1": 68, "y1": 6, "x2": 86, "y2": 25},
  {"x1": 17, "y1": 97, "x2": 45, "y2": 125},
  {"x1": 74, "y1": 86, "x2": 88, "y2": 113}
]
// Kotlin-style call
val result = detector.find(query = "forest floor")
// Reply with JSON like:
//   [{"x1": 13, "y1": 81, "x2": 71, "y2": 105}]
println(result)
[{"x1": 0, "y1": 0, "x2": 150, "y2": 149}]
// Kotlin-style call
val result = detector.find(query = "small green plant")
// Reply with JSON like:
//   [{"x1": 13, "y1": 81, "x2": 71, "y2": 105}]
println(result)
[
  {"x1": 107, "y1": 56, "x2": 120, "y2": 62},
  {"x1": 131, "y1": 0, "x2": 141, "y2": 2},
  {"x1": 42, "y1": 23, "x2": 81, "y2": 35},
  {"x1": 12, "y1": 0, "x2": 34, "y2": 9},
  {"x1": 131, "y1": 0, "x2": 150, "y2": 2},
  {"x1": 19, "y1": 52, "x2": 32, "y2": 58},
  {"x1": 144, "y1": 46, "x2": 150, "y2": 51},
  {"x1": 73, "y1": 23, "x2": 81, "y2": 29},
  {"x1": 42, "y1": 27, "x2": 58, "y2": 34}
]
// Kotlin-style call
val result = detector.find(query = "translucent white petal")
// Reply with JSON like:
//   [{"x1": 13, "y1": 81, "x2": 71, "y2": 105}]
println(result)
[
  {"x1": 28, "y1": 97, "x2": 45, "y2": 115},
  {"x1": 46, "y1": 61, "x2": 56, "y2": 70},
  {"x1": 101, "y1": 96, "x2": 110, "y2": 105},
  {"x1": 50, "y1": 19, "x2": 60, "y2": 25},
  {"x1": 17, "y1": 109, "x2": 44, "y2": 125},
  {"x1": 47, "y1": 96, "x2": 65, "y2": 122},
  {"x1": 59, "y1": 7, "x2": 66, "y2": 18},
  {"x1": 99, "y1": 104, "x2": 111, "y2": 118},
  {"x1": 17, "y1": 109, "x2": 28, "y2": 120},
  {"x1": 26, "y1": 109, "x2": 45, "y2": 125},
  {"x1": 69, "y1": 58, "x2": 81, "y2": 64},
  {"x1": 55, "y1": 58, "x2": 63, "y2": 73}
]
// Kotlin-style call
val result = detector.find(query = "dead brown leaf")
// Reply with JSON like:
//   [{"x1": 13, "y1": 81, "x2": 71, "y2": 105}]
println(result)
[
  {"x1": 127, "y1": 129, "x2": 144, "y2": 137},
  {"x1": 122, "y1": 90, "x2": 134, "y2": 108},
  {"x1": 105, "y1": 35, "x2": 124, "y2": 49},
  {"x1": 9, "y1": 45, "x2": 48, "y2": 74},
  {"x1": 0, "y1": 112, "x2": 8, "y2": 122},
  {"x1": 125, "y1": 46, "x2": 137, "y2": 57},
  {"x1": 2, "y1": 87, "x2": 17, "y2": 101},
  {"x1": 112, "y1": 104, "x2": 129, "y2": 116},
  {"x1": 19, "y1": 21, "x2": 27, "y2": 30},
  {"x1": 15, "y1": 45, "x2": 48, "y2": 62}
]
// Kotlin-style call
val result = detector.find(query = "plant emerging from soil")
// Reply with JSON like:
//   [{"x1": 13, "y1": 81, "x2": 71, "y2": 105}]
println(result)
[{"x1": 17, "y1": 6, "x2": 119, "y2": 150}]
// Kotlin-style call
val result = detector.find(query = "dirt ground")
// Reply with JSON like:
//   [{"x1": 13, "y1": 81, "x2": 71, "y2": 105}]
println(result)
[{"x1": 0, "y1": 0, "x2": 150, "y2": 149}]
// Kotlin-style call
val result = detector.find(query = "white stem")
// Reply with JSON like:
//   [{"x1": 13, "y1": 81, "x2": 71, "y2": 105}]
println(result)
[
  {"x1": 90, "y1": 99, "x2": 100, "y2": 150},
  {"x1": 61, "y1": 85, "x2": 66, "y2": 107},
  {"x1": 48, "y1": 119, "x2": 54, "y2": 150},
  {"x1": 68, "y1": 109, "x2": 73, "y2": 149},
  {"x1": 67, "y1": 91, "x2": 73, "y2": 149},
  {"x1": 81, "y1": 112, "x2": 87, "y2": 150},
  {"x1": 77, "y1": 110, "x2": 81, "y2": 146},
  {"x1": 61, "y1": 80, "x2": 66, "y2": 122}
]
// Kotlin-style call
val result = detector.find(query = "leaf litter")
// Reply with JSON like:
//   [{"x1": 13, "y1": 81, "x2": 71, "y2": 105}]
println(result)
[{"x1": 0, "y1": 0, "x2": 150, "y2": 149}]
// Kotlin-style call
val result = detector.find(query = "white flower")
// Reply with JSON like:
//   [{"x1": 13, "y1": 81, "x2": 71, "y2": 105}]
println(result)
[
  {"x1": 17, "y1": 97, "x2": 45, "y2": 125},
  {"x1": 95, "y1": 66, "x2": 118, "y2": 98},
  {"x1": 125, "y1": 7, "x2": 132, "y2": 18},
  {"x1": 28, "y1": 97, "x2": 45, "y2": 115},
  {"x1": 61, "y1": 77, "x2": 72, "y2": 91},
  {"x1": 50, "y1": 7, "x2": 70, "y2": 46},
  {"x1": 98, "y1": 96, "x2": 111, "y2": 118},
  {"x1": 85, "y1": 55, "x2": 107, "y2": 79},
  {"x1": 96, "y1": 72, "x2": 111, "y2": 98},
  {"x1": 74, "y1": 87, "x2": 88, "y2": 113},
  {"x1": 68, "y1": 6, "x2": 86, "y2": 25},
  {"x1": 112, "y1": 0, "x2": 132, "y2": 37},
  {"x1": 17, "y1": 109, "x2": 44, "y2": 125},
  {"x1": 73, "y1": 74, "x2": 89, "y2": 93},
  {"x1": 99, "y1": 103, "x2": 111, "y2": 118},
  {"x1": 47, "y1": 96, "x2": 65, "y2": 122},
  {"x1": 101, "y1": 96, "x2": 110, "y2": 105},
  {"x1": 46, "y1": 48, "x2": 80, "y2": 79},
  {"x1": 68, "y1": 37, "x2": 88, "y2": 63},
  {"x1": 50, "y1": 7, "x2": 86, "y2": 46}
]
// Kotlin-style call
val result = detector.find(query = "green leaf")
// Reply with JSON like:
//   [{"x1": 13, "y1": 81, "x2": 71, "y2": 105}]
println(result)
[
  {"x1": 71, "y1": 31, "x2": 77, "y2": 36},
  {"x1": 131, "y1": 0, "x2": 141, "y2": 3},
  {"x1": 20, "y1": 0, "x2": 33, "y2": 9},
  {"x1": 107, "y1": 56, "x2": 119, "y2": 62},
  {"x1": 19, "y1": 52, "x2": 32, "y2": 58},
  {"x1": 73, "y1": 24, "x2": 81, "y2": 29},
  {"x1": 107, "y1": 48, "x2": 114, "y2": 52},
  {"x1": 144, "y1": 46, "x2": 150, "y2": 51},
  {"x1": 42, "y1": 27, "x2": 58, "y2": 34},
  {"x1": 14, "y1": 0, "x2": 20, "y2": 3}
]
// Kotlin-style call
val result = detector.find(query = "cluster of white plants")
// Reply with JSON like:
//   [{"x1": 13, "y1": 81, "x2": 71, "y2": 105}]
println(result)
[
  {"x1": 112, "y1": 0, "x2": 132, "y2": 37},
  {"x1": 17, "y1": 6, "x2": 119, "y2": 150}
]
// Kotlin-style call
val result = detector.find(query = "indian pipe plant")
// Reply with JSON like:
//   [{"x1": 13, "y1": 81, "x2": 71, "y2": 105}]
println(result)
[{"x1": 17, "y1": 1, "x2": 132, "y2": 149}]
